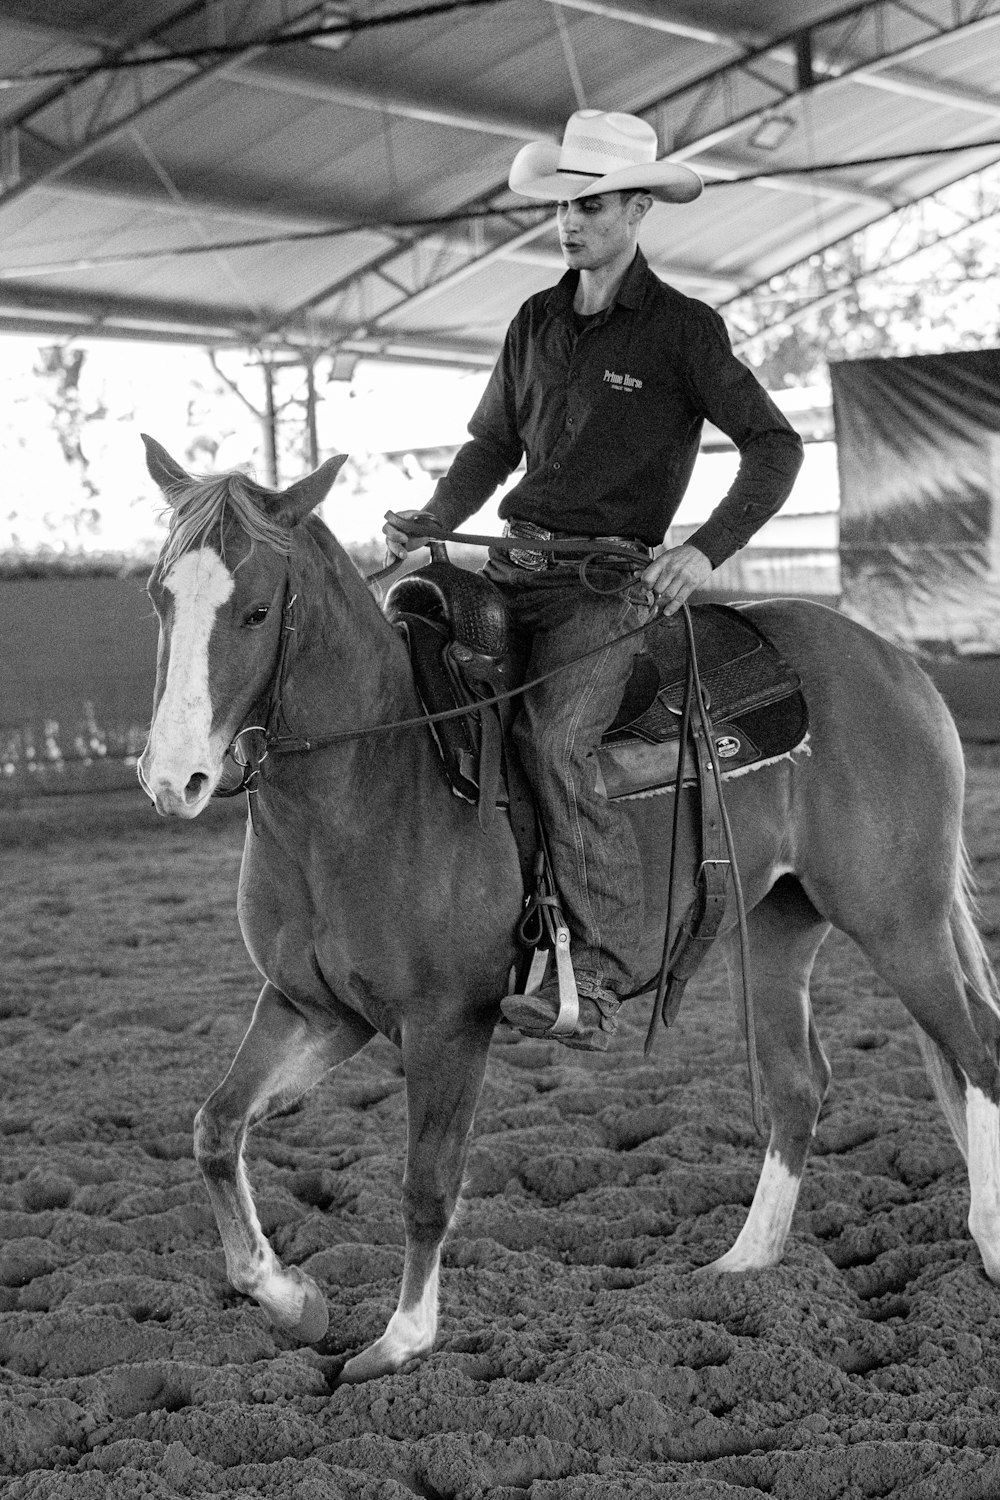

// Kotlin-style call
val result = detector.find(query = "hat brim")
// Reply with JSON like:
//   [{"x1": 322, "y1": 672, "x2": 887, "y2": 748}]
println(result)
[{"x1": 508, "y1": 140, "x2": 702, "y2": 205}]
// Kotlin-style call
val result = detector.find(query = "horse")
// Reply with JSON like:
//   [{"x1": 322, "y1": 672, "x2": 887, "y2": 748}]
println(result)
[{"x1": 137, "y1": 433, "x2": 1000, "y2": 1385}]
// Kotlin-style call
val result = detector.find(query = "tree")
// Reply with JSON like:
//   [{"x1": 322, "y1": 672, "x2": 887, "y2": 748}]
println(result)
[
  {"x1": 726, "y1": 164, "x2": 1000, "y2": 388},
  {"x1": 33, "y1": 344, "x2": 107, "y2": 539}
]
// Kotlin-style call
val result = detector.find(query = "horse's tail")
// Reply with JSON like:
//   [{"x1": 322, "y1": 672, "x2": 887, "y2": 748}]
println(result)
[{"x1": 917, "y1": 836, "x2": 1000, "y2": 1162}]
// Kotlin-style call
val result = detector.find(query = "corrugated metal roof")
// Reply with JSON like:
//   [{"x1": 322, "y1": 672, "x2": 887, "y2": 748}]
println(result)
[{"x1": 2, "y1": 0, "x2": 1000, "y2": 362}]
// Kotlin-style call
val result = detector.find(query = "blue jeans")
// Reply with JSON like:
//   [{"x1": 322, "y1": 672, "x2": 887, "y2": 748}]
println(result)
[{"x1": 484, "y1": 555, "x2": 651, "y2": 997}]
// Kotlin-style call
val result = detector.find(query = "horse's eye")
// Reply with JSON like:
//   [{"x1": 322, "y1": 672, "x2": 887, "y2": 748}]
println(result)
[{"x1": 243, "y1": 605, "x2": 270, "y2": 628}]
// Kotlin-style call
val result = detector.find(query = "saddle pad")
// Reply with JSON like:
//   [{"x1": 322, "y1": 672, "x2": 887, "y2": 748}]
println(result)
[
  {"x1": 596, "y1": 603, "x2": 809, "y2": 797},
  {"x1": 607, "y1": 603, "x2": 801, "y2": 744},
  {"x1": 596, "y1": 696, "x2": 810, "y2": 800}
]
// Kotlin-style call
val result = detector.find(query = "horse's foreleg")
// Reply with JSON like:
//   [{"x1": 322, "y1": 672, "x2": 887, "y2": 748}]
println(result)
[
  {"x1": 194, "y1": 980, "x2": 374, "y2": 1341},
  {"x1": 338, "y1": 1011, "x2": 494, "y2": 1384},
  {"x1": 703, "y1": 877, "x2": 831, "y2": 1273}
]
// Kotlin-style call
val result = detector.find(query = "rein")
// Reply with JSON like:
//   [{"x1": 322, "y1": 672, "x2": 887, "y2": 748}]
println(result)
[{"x1": 366, "y1": 517, "x2": 653, "y2": 585}]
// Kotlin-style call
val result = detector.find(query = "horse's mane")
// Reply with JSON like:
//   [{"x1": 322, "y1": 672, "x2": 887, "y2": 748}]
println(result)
[
  {"x1": 158, "y1": 469, "x2": 388, "y2": 648},
  {"x1": 160, "y1": 471, "x2": 292, "y2": 573}
]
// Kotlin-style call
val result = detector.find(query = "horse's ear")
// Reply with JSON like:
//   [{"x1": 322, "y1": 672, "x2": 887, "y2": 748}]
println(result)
[
  {"x1": 272, "y1": 453, "x2": 350, "y2": 527},
  {"x1": 142, "y1": 434, "x2": 191, "y2": 497}
]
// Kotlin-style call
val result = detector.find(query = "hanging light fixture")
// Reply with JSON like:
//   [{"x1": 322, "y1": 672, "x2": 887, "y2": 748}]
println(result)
[
  {"x1": 750, "y1": 113, "x2": 796, "y2": 151},
  {"x1": 310, "y1": 4, "x2": 353, "y2": 51}
]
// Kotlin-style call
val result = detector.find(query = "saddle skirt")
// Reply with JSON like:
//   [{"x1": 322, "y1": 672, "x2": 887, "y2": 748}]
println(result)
[{"x1": 383, "y1": 555, "x2": 809, "y2": 807}]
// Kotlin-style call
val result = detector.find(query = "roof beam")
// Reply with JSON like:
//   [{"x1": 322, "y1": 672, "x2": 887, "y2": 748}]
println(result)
[
  {"x1": 848, "y1": 65, "x2": 1000, "y2": 121},
  {"x1": 729, "y1": 183, "x2": 1000, "y2": 347},
  {"x1": 686, "y1": 10, "x2": 1000, "y2": 157},
  {"x1": 16, "y1": 137, "x2": 366, "y2": 230},
  {"x1": 13, "y1": 125, "x2": 893, "y2": 233},
  {"x1": 0, "y1": 1, "x2": 328, "y2": 214},
  {"x1": 540, "y1": 0, "x2": 1000, "y2": 127},
  {"x1": 6, "y1": 0, "x2": 1000, "y2": 358},
  {"x1": 0, "y1": 11, "x2": 558, "y2": 148},
  {"x1": 328, "y1": 0, "x2": 1000, "y2": 347},
  {"x1": 534, "y1": 0, "x2": 742, "y2": 46},
  {"x1": 697, "y1": 155, "x2": 895, "y2": 210},
  {"x1": 233, "y1": 51, "x2": 557, "y2": 141},
  {"x1": 715, "y1": 138, "x2": 1000, "y2": 280},
  {"x1": 0, "y1": 277, "x2": 500, "y2": 363}
]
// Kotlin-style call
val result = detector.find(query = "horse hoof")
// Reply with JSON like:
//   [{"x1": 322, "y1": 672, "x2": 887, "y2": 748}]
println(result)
[
  {"x1": 694, "y1": 1250, "x2": 776, "y2": 1275},
  {"x1": 336, "y1": 1336, "x2": 427, "y2": 1385},
  {"x1": 280, "y1": 1266, "x2": 330, "y2": 1344}
]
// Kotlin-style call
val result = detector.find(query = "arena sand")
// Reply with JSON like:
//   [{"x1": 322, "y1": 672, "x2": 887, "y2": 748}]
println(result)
[{"x1": 1, "y1": 754, "x2": 1000, "y2": 1500}]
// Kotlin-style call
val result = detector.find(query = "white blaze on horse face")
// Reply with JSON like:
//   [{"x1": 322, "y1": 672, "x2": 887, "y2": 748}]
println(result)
[{"x1": 144, "y1": 549, "x2": 235, "y2": 816}]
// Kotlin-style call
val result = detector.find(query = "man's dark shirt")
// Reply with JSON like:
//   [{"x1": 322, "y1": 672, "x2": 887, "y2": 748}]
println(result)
[{"x1": 426, "y1": 250, "x2": 803, "y2": 565}]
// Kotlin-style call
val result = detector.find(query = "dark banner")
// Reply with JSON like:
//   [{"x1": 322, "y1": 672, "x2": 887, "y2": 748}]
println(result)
[{"x1": 831, "y1": 349, "x2": 1000, "y2": 653}]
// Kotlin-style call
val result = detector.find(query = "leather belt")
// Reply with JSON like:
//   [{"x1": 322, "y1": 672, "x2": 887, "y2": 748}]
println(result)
[{"x1": 503, "y1": 519, "x2": 653, "y2": 572}]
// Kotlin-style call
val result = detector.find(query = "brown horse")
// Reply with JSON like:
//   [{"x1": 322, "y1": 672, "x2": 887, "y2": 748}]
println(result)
[{"x1": 138, "y1": 434, "x2": 1000, "y2": 1384}]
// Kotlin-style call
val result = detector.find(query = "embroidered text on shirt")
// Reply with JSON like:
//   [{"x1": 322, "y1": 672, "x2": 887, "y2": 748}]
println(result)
[{"x1": 603, "y1": 368, "x2": 643, "y2": 391}]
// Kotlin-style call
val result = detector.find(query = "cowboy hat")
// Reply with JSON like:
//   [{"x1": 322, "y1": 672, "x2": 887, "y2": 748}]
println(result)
[{"x1": 508, "y1": 109, "x2": 702, "y2": 205}]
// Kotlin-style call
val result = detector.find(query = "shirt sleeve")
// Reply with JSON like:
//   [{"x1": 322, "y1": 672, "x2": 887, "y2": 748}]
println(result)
[
  {"x1": 422, "y1": 322, "x2": 525, "y2": 531},
  {"x1": 680, "y1": 305, "x2": 804, "y2": 567}
]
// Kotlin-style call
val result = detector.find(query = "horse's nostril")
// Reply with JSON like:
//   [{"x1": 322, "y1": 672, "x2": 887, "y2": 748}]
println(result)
[{"x1": 183, "y1": 772, "x2": 209, "y2": 803}]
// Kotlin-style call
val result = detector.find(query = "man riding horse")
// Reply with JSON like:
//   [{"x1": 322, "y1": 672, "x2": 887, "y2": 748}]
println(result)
[{"x1": 383, "y1": 109, "x2": 804, "y2": 1051}]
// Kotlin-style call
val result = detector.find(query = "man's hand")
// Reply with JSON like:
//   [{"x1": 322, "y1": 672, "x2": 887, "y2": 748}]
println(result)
[
  {"x1": 641, "y1": 542, "x2": 713, "y2": 615},
  {"x1": 382, "y1": 509, "x2": 441, "y2": 561}
]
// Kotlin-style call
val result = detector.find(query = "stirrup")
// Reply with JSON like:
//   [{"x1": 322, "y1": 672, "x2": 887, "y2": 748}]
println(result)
[
  {"x1": 516, "y1": 825, "x2": 579, "y2": 1034},
  {"x1": 533, "y1": 923, "x2": 579, "y2": 1036}
]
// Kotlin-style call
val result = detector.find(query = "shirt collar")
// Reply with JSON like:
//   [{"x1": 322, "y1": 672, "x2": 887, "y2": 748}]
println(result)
[{"x1": 546, "y1": 248, "x2": 651, "y2": 319}]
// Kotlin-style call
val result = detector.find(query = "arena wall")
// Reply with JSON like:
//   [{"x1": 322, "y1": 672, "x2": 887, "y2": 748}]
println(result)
[{"x1": 1, "y1": 562, "x2": 995, "y2": 801}]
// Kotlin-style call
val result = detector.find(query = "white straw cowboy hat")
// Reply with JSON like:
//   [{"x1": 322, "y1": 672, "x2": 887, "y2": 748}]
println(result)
[{"x1": 508, "y1": 109, "x2": 702, "y2": 204}]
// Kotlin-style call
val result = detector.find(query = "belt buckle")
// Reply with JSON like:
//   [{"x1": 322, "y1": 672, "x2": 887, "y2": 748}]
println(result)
[
  {"x1": 509, "y1": 546, "x2": 550, "y2": 571},
  {"x1": 505, "y1": 520, "x2": 552, "y2": 572}
]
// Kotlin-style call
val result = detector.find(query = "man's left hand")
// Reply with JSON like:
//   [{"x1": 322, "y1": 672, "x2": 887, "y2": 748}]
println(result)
[{"x1": 641, "y1": 543, "x2": 713, "y2": 615}]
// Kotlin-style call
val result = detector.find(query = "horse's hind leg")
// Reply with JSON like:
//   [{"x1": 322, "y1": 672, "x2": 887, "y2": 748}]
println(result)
[
  {"x1": 194, "y1": 980, "x2": 375, "y2": 1342},
  {"x1": 338, "y1": 1009, "x2": 494, "y2": 1384},
  {"x1": 856, "y1": 901, "x2": 1000, "y2": 1284},
  {"x1": 705, "y1": 876, "x2": 832, "y2": 1272}
]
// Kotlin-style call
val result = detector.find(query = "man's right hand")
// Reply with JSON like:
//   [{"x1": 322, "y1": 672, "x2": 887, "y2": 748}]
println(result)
[{"x1": 382, "y1": 509, "x2": 442, "y2": 560}]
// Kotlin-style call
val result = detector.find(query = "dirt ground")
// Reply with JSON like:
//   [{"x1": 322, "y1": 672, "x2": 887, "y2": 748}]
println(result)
[{"x1": 2, "y1": 751, "x2": 1000, "y2": 1500}]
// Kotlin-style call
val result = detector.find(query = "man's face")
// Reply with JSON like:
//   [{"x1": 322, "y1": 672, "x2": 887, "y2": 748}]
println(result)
[{"x1": 557, "y1": 192, "x2": 641, "y2": 271}]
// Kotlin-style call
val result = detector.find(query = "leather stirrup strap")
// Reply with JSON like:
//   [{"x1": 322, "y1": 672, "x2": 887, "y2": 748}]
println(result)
[
  {"x1": 643, "y1": 606, "x2": 765, "y2": 1137},
  {"x1": 475, "y1": 702, "x2": 502, "y2": 831}
]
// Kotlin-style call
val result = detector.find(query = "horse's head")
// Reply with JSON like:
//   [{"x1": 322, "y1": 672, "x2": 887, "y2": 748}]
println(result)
[{"x1": 138, "y1": 435, "x2": 348, "y2": 817}]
